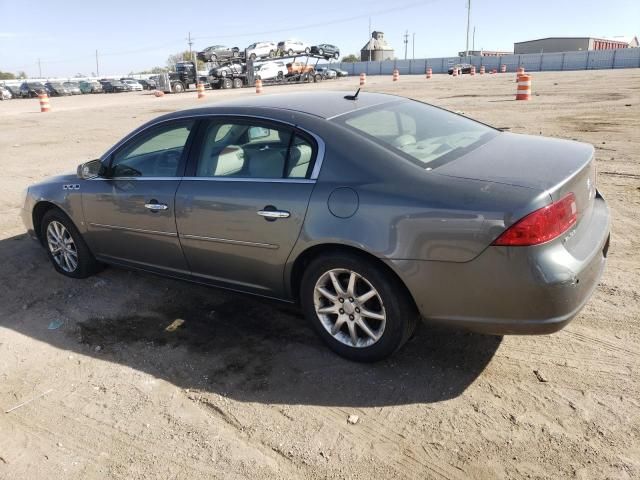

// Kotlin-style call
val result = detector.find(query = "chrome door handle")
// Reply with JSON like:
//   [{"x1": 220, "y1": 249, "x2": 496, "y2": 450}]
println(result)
[
  {"x1": 257, "y1": 209, "x2": 290, "y2": 219},
  {"x1": 144, "y1": 203, "x2": 168, "y2": 211}
]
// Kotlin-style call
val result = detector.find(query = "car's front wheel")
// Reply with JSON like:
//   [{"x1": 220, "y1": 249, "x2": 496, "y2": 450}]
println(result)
[
  {"x1": 41, "y1": 209, "x2": 102, "y2": 278},
  {"x1": 300, "y1": 253, "x2": 417, "y2": 362}
]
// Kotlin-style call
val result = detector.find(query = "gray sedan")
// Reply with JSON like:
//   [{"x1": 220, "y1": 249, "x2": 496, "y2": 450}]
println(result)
[{"x1": 21, "y1": 91, "x2": 610, "y2": 361}]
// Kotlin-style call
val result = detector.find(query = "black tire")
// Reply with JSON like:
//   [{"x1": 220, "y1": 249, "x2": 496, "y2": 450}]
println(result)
[
  {"x1": 221, "y1": 78, "x2": 233, "y2": 89},
  {"x1": 304, "y1": 47, "x2": 310, "y2": 54},
  {"x1": 276, "y1": 71, "x2": 284, "y2": 82},
  {"x1": 232, "y1": 51, "x2": 239, "y2": 58},
  {"x1": 232, "y1": 78, "x2": 243, "y2": 88},
  {"x1": 250, "y1": 53, "x2": 257, "y2": 60},
  {"x1": 300, "y1": 252, "x2": 418, "y2": 362},
  {"x1": 314, "y1": 73, "x2": 322, "y2": 82},
  {"x1": 287, "y1": 49, "x2": 294, "y2": 56},
  {"x1": 172, "y1": 82, "x2": 184, "y2": 93},
  {"x1": 318, "y1": 48, "x2": 324, "y2": 56},
  {"x1": 40, "y1": 209, "x2": 102, "y2": 279},
  {"x1": 334, "y1": 52, "x2": 339, "y2": 59},
  {"x1": 209, "y1": 53, "x2": 217, "y2": 62}
]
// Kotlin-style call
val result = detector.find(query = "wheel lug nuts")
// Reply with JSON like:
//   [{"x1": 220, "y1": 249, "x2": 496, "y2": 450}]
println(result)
[
  {"x1": 339, "y1": 309, "x2": 344, "y2": 314},
  {"x1": 349, "y1": 297, "x2": 354, "y2": 302},
  {"x1": 339, "y1": 298, "x2": 344, "y2": 303},
  {"x1": 349, "y1": 314, "x2": 354, "y2": 320},
  {"x1": 355, "y1": 307, "x2": 360, "y2": 313}
]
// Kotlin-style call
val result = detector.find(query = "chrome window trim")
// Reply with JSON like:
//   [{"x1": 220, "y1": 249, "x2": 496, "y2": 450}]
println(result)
[
  {"x1": 100, "y1": 113, "x2": 326, "y2": 181},
  {"x1": 89, "y1": 176, "x2": 315, "y2": 184},
  {"x1": 88, "y1": 222, "x2": 177, "y2": 237},
  {"x1": 181, "y1": 177, "x2": 315, "y2": 184},
  {"x1": 180, "y1": 234, "x2": 278, "y2": 249}
]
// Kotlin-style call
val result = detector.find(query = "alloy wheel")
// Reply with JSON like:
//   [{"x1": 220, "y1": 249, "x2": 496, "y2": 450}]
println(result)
[
  {"x1": 313, "y1": 268, "x2": 386, "y2": 348},
  {"x1": 46, "y1": 221, "x2": 78, "y2": 273}
]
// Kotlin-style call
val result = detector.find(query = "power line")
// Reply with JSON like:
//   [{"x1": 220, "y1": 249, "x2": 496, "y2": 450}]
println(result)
[
  {"x1": 195, "y1": 0, "x2": 438, "y2": 40},
  {"x1": 403, "y1": 31, "x2": 409, "y2": 60}
]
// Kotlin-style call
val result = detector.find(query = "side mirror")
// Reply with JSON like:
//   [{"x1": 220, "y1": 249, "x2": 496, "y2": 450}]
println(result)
[
  {"x1": 248, "y1": 126, "x2": 270, "y2": 141},
  {"x1": 77, "y1": 159, "x2": 104, "y2": 179}
]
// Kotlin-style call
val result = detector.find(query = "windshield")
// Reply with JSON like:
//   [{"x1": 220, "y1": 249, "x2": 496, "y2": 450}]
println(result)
[{"x1": 334, "y1": 100, "x2": 498, "y2": 169}]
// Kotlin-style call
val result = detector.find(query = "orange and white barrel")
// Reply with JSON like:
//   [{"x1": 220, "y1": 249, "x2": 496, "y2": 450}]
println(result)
[
  {"x1": 500, "y1": 64, "x2": 506, "y2": 73},
  {"x1": 426, "y1": 67, "x2": 432, "y2": 79},
  {"x1": 255, "y1": 78, "x2": 263, "y2": 94},
  {"x1": 38, "y1": 92, "x2": 50, "y2": 112},
  {"x1": 470, "y1": 66, "x2": 476, "y2": 76},
  {"x1": 359, "y1": 72, "x2": 366, "y2": 86},
  {"x1": 196, "y1": 83, "x2": 205, "y2": 99},
  {"x1": 479, "y1": 65, "x2": 485, "y2": 74},
  {"x1": 392, "y1": 69, "x2": 399, "y2": 81},
  {"x1": 516, "y1": 74, "x2": 532, "y2": 100}
]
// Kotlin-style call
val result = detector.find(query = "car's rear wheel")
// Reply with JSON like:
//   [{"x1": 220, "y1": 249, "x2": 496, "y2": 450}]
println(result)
[
  {"x1": 209, "y1": 54, "x2": 217, "y2": 62},
  {"x1": 300, "y1": 253, "x2": 417, "y2": 362},
  {"x1": 41, "y1": 210, "x2": 102, "y2": 279},
  {"x1": 334, "y1": 52, "x2": 339, "y2": 59},
  {"x1": 318, "y1": 48, "x2": 324, "y2": 56},
  {"x1": 287, "y1": 49, "x2": 294, "y2": 56},
  {"x1": 304, "y1": 47, "x2": 310, "y2": 54}
]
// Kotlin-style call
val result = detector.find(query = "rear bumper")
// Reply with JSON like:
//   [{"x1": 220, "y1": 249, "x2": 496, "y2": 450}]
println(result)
[{"x1": 389, "y1": 196, "x2": 610, "y2": 335}]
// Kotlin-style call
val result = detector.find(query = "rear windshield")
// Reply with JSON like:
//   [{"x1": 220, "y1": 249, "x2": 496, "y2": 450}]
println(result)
[{"x1": 333, "y1": 99, "x2": 497, "y2": 169}]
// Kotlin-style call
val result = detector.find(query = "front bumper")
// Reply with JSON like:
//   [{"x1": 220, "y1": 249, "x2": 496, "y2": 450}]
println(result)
[{"x1": 389, "y1": 196, "x2": 610, "y2": 335}]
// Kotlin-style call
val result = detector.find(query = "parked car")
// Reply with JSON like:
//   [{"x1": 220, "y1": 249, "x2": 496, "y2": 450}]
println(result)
[
  {"x1": 286, "y1": 62, "x2": 314, "y2": 75},
  {"x1": 21, "y1": 91, "x2": 610, "y2": 361},
  {"x1": 63, "y1": 81, "x2": 82, "y2": 95},
  {"x1": 245, "y1": 41, "x2": 277, "y2": 60},
  {"x1": 100, "y1": 80, "x2": 128, "y2": 93},
  {"x1": 448, "y1": 63, "x2": 473, "y2": 75},
  {"x1": 254, "y1": 61, "x2": 287, "y2": 81},
  {"x1": 310, "y1": 44, "x2": 340, "y2": 60},
  {"x1": 79, "y1": 80, "x2": 102, "y2": 93},
  {"x1": 20, "y1": 81, "x2": 48, "y2": 98},
  {"x1": 121, "y1": 79, "x2": 143, "y2": 91},
  {"x1": 277, "y1": 40, "x2": 311, "y2": 56},
  {"x1": 45, "y1": 82, "x2": 71, "y2": 96},
  {"x1": 5, "y1": 84, "x2": 22, "y2": 98},
  {"x1": 137, "y1": 79, "x2": 156, "y2": 90},
  {"x1": 331, "y1": 68, "x2": 349, "y2": 77},
  {"x1": 197, "y1": 45, "x2": 240, "y2": 62},
  {"x1": 209, "y1": 61, "x2": 245, "y2": 78},
  {"x1": 316, "y1": 67, "x2": 337, "y2": 79},
  {"x1": 0, "y1": 85, "x2": 11, "y2": 100}
]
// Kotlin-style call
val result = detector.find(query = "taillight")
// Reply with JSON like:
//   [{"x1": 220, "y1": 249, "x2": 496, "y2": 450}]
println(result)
[{"x1": 492, "y1": 193, "x2": 577, "y2": 246}]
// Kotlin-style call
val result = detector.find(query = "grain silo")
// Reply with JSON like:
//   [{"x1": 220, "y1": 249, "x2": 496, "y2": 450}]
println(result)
[{"x1": 361, "y1": 31, "x2": 395, "y2": 61}]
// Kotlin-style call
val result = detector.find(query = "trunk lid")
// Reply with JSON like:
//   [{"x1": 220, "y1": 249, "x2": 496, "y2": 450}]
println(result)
[{"x1": 435, "y1": 132, "x2": 597, "y2": 227}]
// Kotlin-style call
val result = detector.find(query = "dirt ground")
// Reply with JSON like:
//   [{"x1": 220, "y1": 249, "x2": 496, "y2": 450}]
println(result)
[{"x1": 0, "y1": 69, "x2": 639, "y2": 480}]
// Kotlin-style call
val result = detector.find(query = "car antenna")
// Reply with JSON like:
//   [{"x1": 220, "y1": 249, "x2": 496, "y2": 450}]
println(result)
[{"x1": 344, "y1": 88, "x2": 360, "y2": 101}]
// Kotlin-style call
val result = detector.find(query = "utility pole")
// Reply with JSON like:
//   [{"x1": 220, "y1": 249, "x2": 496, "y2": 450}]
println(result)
[
  {"x1": 368, "y1": 17, "x2": 372, "y2": 62},
  {"x1": 465, "y1": 0, "x2": 471, "y2": 58},
  {"x1": 95, "y1": 50, "x2": 100, "y2": 78},
  {"x1": 37, "y1": 58, "x2": 42, "y2": 78},
  {"x1": 187, "y1": 31, "x2": 193, "y2": 56},
  {"x1": 472, "y1": 26, "x2": 476, "y2": 52},
  {"x1": 412, "y1": 32, "x2": 415, "y2": 60},
  {"x1": 403, "y1": 30, "x2": 409, "y2": 60}
]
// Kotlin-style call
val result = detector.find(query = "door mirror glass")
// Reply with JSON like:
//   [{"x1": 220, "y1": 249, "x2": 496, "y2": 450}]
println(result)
[
  {"x1": 77, "y1": 159, "x2": 104, "y2": 179},
  {"x1": 248, "y1": 126, "x2": 270, "y2": 141}
]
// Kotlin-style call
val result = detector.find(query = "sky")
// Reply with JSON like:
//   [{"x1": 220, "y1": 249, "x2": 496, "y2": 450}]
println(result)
[{"x1": 0, "y1": 0, "x2": 638, "y2": 77}]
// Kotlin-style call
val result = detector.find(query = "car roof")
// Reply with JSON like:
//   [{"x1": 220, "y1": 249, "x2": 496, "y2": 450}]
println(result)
[{"x1": 166, "y1": 91, "x2": 405, "y2": 120}]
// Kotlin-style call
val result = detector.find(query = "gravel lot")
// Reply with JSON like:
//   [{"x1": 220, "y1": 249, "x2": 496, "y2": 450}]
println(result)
[{"x1": 0, "y1": 69, "x2": 639, "y2": 480}]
